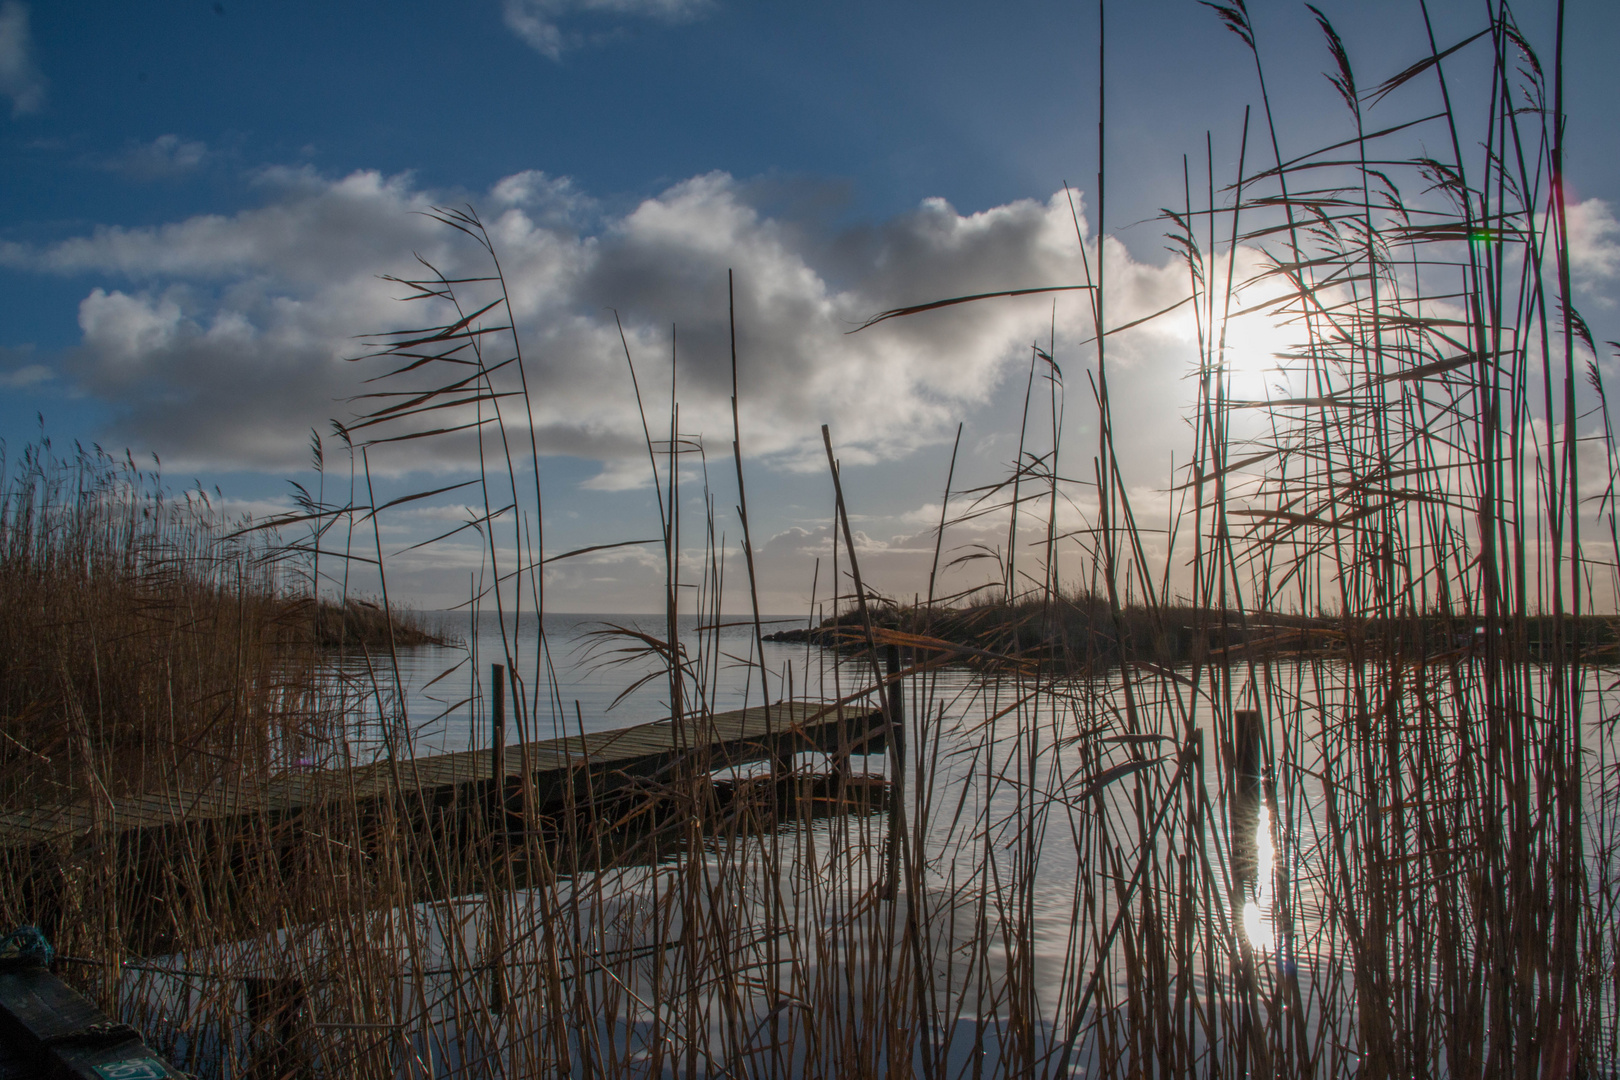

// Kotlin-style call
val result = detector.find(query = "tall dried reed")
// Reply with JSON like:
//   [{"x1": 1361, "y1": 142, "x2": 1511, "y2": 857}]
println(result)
[
  {"x1": 0, "y1": 441, "x2": 319, "y2": 807},
  {"x1": 2, "y1": 1, "x2": 1615, "y2": 1077}
]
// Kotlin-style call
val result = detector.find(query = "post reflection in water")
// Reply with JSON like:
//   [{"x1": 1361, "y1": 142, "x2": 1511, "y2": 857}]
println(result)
[
  {"x1": 1242, "y1": 802, "x2": 1276, "y2": 953},
  {"x1": 1230, "y1": 707, "x2": 1279, "y2": 955}
]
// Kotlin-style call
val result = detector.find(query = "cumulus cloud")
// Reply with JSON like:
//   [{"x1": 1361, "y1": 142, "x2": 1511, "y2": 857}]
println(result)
[
  {"x1": 502, "y1": 0, "x2": 714, "y2": 59},
  {"x1": 2, "y1": 166, "x2": 1196, "y2": 479},
  {"x1": 1568, "y1": 197, "x2": 1620, "y2": 283},
  {"x1": 489, "y1": 169, "x2": 595, "y2": 224},
  {"x1": 107, "y1": 134, "x2": 210, "y2": 180},
  {"x1": 0, "y1": 1, "x2": 45, "y2": 116}
]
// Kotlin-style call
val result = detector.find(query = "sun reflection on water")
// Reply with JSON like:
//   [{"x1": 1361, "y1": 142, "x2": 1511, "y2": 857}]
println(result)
[{"x1": 1242, "y1": 802, "x2": 1277, "y2": 952}]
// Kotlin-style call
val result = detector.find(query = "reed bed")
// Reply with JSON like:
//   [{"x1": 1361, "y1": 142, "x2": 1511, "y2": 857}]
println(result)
[
  {"x1": 0, "y1": 441, "x2": 321, "y2": 807},
  {"x1": 1, "y1": 1, "x2": 1616, "y2": 1077}
]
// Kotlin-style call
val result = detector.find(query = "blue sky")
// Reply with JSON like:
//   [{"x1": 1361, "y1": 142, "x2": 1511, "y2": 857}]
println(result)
[{"x1": 3, "y1": 0, "x2": 1617, "y2": 612}]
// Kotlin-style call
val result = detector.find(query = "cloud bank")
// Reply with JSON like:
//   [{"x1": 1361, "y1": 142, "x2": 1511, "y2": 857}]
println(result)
[
  {"x1": 2, "y1": 166, "x2": 1198, "y2": 480},
  {"x1": 1569, "y1": 197, "x2": 1620, "y2": 285}
]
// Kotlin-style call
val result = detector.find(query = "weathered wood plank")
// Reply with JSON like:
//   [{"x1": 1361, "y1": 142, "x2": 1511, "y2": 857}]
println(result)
[
  {"x1": 0, "y1": 963, "x2": 182, "y2": 1078},
  {"x1": 0, "y1": 703, "x2": 884, "y2": 852}
]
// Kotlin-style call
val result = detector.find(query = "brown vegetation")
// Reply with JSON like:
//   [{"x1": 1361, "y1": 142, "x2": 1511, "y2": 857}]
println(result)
[
  {"x1": 0, "y1": 443, "x2": 318, "y2": 806},
  {"x1": 1, "y1": 2, "x2": 1616, "y2": 1076},
  {"x1": 772, "y1": 597, "x2": 1620, "y2": 666},
  {"x1": 0, "y1": 443, "x2": 447, "y2": 807}
]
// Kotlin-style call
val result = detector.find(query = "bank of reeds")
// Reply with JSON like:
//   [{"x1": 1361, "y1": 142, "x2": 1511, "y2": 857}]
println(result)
[
  {"x1": 302, "y1": 595, "x2": 451, "y2": 651},
  {"x1": 0, "y1": 443, "x2": 448, "y2": 792},
  {"x1": 773, "y1": 598, "x2": 1620, "y2": 672},
  {"x1": 1, "y1": 1, "x2": 1616, "y2": 1077},
  {"x1": 0, "y1": 441, "x2": 327, "y2": 808}
]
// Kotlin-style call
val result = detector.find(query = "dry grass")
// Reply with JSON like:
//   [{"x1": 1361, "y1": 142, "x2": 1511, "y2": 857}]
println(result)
[
  {"x1": 0, "y1": 2, "x2": 1615, "y2": 1077},
  {"x1": 0, "y1": 442, "x2": 322, "y2": 806}
]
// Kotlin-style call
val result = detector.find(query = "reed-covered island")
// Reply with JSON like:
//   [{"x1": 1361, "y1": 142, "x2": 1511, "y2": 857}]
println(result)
[
  {"x1": 2, "y1": 2, "x2": 1617, "y2": 1077},
  {"x1": 767, "y1": 598, "x2": 1620, "y2": 668}
]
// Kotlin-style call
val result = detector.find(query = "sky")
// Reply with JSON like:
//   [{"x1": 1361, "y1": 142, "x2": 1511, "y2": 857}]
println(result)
[{"x1": 2, "y1": 0, "x2": 1618, "y2": 614}]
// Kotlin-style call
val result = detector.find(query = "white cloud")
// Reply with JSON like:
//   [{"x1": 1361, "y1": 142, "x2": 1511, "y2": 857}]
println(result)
[
  {"x1": 501, "y1": 0, "x2": 713, "y2": 60},
  {"x1": 489, "y1": 169, "x2": 594, "y2": 224},
  {"x1": 78, "y1": 288, "x2": 186, "y2": 367},
  {"x1": 897, "y1": 501, "x2": 946, "y2": 527},
  {"x1": 581, "y1": 458, "x2": 661, "y2": 492},
  {"x1": 4, "y1": 169, "x2": 444, "y2": 282},
  {"x1": 108, "y1": 134, "x2": 210, "y2": 180},
  {"x1": 0, "y1": 1, "x2": 45, "y2": 116},
  {"x1": 1568, "y1": 197, "x2": 1620, "y2": 283},
  {"x1": 4, "y1": 167, "x2": 1194, "y2": 481},
  {"x1": 0, "y1": 363, "x2": 48, "y2": 388},
  {"x1": 760, "y1": 523, "x2": 895, "y2": 560}
]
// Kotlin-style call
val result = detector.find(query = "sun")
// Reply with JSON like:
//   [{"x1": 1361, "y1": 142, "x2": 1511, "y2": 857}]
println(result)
[{"x1": 1218, "y1": 310, "x2": 1295, "y2": 402}]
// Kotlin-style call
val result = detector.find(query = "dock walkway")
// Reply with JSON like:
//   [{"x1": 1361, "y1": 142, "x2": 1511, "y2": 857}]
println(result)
[
  {"x1": 0, "y1": 701, "x2": 891, "y2": 1052},
  {"x1": 0, "y1": 701, "x2": 887, "y2": 851}
]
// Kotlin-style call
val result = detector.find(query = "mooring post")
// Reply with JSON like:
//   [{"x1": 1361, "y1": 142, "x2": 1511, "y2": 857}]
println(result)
[
  {"x1": 827, "y1": 708, "x2": 852, "y2": 793},
  {"x1": 1232, "y1": 708, "x2": 1262, "y2": 805},
  {"x1": 1228, "y1": 706, "x2": 1268, "y2": 1069},
  {"x1": 488, "y1": 664, "x2": 507, "y2": 1015},
  {"x1": 491, "y1": 663, "x2": 507, "y2": 836},
  {"x1": 1230, "y1": 708, "x2": 1262, "y2": 890},
  {"x1": 886, "y1": 644, "x2": 905, "y2": 767},
  {"x1": 884, "y1": 643, "x2": 905, "y2": 900},
  {"x1": 1232, "y1": 708, "x2": 1263, "y2": 873},
  {"x1": 244, "y1": 975, "x2": 306, "y2": 1080},
  {"x1": 770, "y1": 700, "x2": 794, "y2": 780}
]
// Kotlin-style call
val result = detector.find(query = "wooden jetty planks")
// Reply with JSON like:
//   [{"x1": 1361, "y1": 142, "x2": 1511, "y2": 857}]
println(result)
[
  {"x1": 0, "y1": 962, "x2": 182, "y2": 1079},
  {"x1": 0, "y1": 702, "x2": 885, "y2": 851}
]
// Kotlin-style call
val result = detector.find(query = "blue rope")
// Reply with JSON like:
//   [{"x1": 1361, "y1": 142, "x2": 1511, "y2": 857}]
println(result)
[{"x1": 0, "y1": 925, "x2": 55, "y2": 968}]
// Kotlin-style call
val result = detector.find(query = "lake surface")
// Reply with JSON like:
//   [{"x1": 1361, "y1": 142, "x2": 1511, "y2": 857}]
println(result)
[
  {"x1": 139, "y1": 622, "x2": 1620, "y2": 1076},
  {"x1": 324, "y1": 611, "x2": 843, "y2": 760}
]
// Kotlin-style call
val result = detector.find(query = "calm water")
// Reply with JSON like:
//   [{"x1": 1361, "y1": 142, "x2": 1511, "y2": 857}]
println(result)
[
  {"x1": 323, "y1": 611, "x2": 844, "y2": 760},
  {"x1": 144, "y1": 629, "x2": 1620, "y2": 1076},
  {"x1": 322, "y1": 622, "x2": 1620, "y2": 982}
]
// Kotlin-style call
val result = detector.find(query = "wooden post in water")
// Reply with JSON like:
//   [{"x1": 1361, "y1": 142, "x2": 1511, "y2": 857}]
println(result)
[
  {"x1": 886, "y1": 644, "x2": 906, "y2": 767},
  {"x1": 491, "y1": 664, "x2": 507, "y2": 835},
  {"x1": 488, "y1": 664, "x2": 507, "y2": 1015},
  {"x1": 1229, "y1": 702, "x2": 1271, "y2": 1028},
  {"x1": 1232, "y1": 708, "x2": 1262, "y2": 803},
  {"x1": 1230, "y1": 707, "x2": 1263, "y2": 888},
  {"x1": 884, "y1": 643, "x2": 905, "y2": 900},
  {"x1": 244, "y1": 975, "x2": 306, "y2": 1080}
]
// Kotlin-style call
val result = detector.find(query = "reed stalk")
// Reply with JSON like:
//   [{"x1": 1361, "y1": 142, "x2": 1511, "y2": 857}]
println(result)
[{"x1": 1, "y1": 2, "x2": 1615, "y2": 1076}]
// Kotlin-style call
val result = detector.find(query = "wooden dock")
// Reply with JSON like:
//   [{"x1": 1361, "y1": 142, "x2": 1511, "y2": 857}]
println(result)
[
  {"x1": 0, "y1": 702, "x2": 888, "y2": 954},
  {"x1": 0, "y1": 702, "x2": 885, "y2": 851},
  {"x1": 0, "y1": 959, "x2": 182, "y2": 1079}
]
